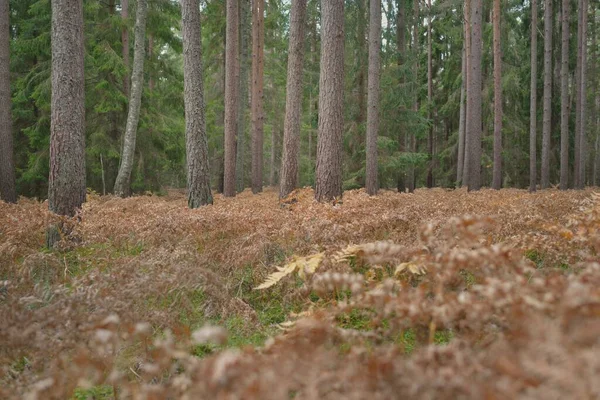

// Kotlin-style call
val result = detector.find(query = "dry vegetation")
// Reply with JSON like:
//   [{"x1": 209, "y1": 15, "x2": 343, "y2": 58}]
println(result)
[{"x1": 1, "y1": 187, "x2": 599, "y2": 399}]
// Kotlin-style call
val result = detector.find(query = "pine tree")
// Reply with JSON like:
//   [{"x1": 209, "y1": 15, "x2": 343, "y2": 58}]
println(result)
[
  {"x1": 529, "y1": 0, "x2": 537, "y2": 192},
  {"x1": 365, "y1": 0, "x2": 381, "y2": 195},
  {"x1": 279, "y1": 0, "x2": 307, "y2": 199},
  {"x1": 114, "y1": 0, "x2": 147, "y2": 197},
  {"x1": 559, "y1": 0, "x2": 570, "y2": 190},
  {"x1": 315, "y1": 0, "x2": 344, "y2": 202},
  {"x1": 466, "y1": 0, "x2": 482, "y2": 191},
  {"x1": 0, "y1": 0, "x2": 16, "y2": 203},
  {"x1": 181, "y1": 0, "x2": 213, "y2": 208},
  {"x1": 47, "y1": 0, "x2": 86, "y2": 247},
  {"x1": 540, "y1": 0, "x2": 552, "y2": 189},
  {"x1": 493, "y1": 0, "x2": 503, "y2": 190},
  {"x1": 251, "y1": 0, "x2": 264, "y2": 194}
]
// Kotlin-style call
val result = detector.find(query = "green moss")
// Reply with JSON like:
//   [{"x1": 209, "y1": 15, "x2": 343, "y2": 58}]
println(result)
[
  {"x1": 434, "y1": 329, "x2": 454, "y2": 345},
  {"x1": 72, "y1": 385, "x2": 114, "y2": 400}
]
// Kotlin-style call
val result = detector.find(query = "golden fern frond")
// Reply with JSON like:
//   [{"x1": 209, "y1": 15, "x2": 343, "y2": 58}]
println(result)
[
  {"x1": 395, "y1": 262, "x2": 427, "y2": 275},
  {"x1": 255, "y1": 253, "x2": 324, "y2": 290}
]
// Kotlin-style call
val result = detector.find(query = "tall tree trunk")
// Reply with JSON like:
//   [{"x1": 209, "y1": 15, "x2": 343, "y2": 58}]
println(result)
[
  {"x1": 426, "y1": 0, "x2": 433, "y2": 188},
  {"x1": 181, "y1": 0, "x2": 213, "y2": 208},
  {"x1": 366, "y1": 0, "x2": 381, "y2": 195},
  {"x1": 114, "y1": 0, "x2": 147, "y2": 197},
  {"x1": 122, "y1": 0, "x2": 130, "y2": 97},
  {"x1": 466, "y1": 0, "x2": 482, "y2": 191},
  {"x1": 493, "y1": 0, "x2": 503, "y2": 190},
  {"x1": 397, "y1": 0, "x2": 407, "y2": 192},
  {"x1": 47, "y1": 0, "x2": 86, "y2": 247},
  {"x1": 457, "y1": 44, "x2": 466, "y2": 187},
  {"x1": 576, "y1": 0, "x2": 588, "y2": 188},
  {"x1": 0, "y1": 0, "x2": 16, "y2": 203},
  {"x1": 540, "y1": 0, "x2": 552, "y2": 189},
  {"x1": 224, "y1": 0, "x2": 239, "y2": 197},
  {"x1": 408, "y1": 0, "x2": 419, "y2": 193},
  {"x1": 528, "y1": 0, "x2": 537, "y2": 192},
  {"x1": 236, "y1": 0, "x2": 250, "y2": 193},
  {"x1": 462, "y1": 0, "x2": 471, "y2": 186},
  {"x1": 559, "y1": 0, "x2": 569, "y2": 190},
  {"x1": 279, "y1": 0, "x2": 307, "y2": 198},
  {"x1": 251, "y1": 0, "x2": 265, "y2": 194},
  {"x1": 315, "y1": 0, "x2": 344, "y2": 202},
  {"x1": 573, "y1": 0, "x2": 583, "y2": 188}
]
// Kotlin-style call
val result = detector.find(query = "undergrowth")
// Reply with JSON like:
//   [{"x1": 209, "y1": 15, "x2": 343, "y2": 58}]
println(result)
[{"x1": 1, "y1": 188, "x2": 598, "y2": 399}]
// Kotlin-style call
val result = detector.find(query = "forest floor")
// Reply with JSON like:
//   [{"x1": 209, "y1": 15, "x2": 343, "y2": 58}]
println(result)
[{"x1": 1, "y1": 187, "x2": 599, "y2": 399}]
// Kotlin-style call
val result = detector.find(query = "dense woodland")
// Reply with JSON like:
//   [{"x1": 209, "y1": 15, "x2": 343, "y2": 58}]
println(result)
[
  {"x1": 2, "y1": 1, "x2": 600, "y2": 398},
  {"x1": 0, "y1": 0, "x2": 598, "y2": 210}
]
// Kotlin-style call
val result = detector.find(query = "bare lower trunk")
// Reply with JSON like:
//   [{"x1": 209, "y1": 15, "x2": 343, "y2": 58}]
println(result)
[
  {"x1": 573, "y1": 0, "x2": 583, "y2": 188},
  {"x1": 251, "y1": 0, "x2": 265, "y2": 194},
  {"x1": 224, "y1": 0, "x2": 239, "y2": 197},
  {"x1": 0, "y1": 0, "x2": 16, "y2": 203},
  {"x1": 397, "y1": 0, "x2": 407, "y2": 192},
  {"x1": 121, "y1": 0, "x2": 130, "y2": 97},
  {"x1": 493, "y1": 0, "x2": 503, "y2": 190},
  {"x1": 408, "y1": 0, "x2": 419, "y2": 194},
  {"x1": 182, "y1": 0, "x2": 213, "y2": 208},
  {"x1": 236, "y1": 0, "x2": 250, "y2": 192},
  {"x1": 457, "y1": 45, "x2": 466, "y2": 187},
  {"x1": 48, "y1": 0, "x2": 86, "y2": 247},
  {"x1": 541, "y1": 0, "x2": 552, "y2": 189},
  {"x1": 462, "y1": 0, "x2": 471, "y2": 187},
  {"x1": 365, "y1": 0, "x2": 381, "y2": 195},
  {"x1": 559, "y1": 0, "x2": 569, "y2": 190},
  {"x1": 576, "y1": 0, "x2": 588, "y2": 189},
  {"x1": 315, "y1": 0, "x2": 344, "y2": 202},
  {"x1": 528, "y1": 0, "x2": 537, "y2": 192},
  {"x1": 466, "y1": 0, "x2": 482, "y2": 191},
  {"x1": 114, "y1": 0, "x2": 147, "y2": 197},
  {"x1": 426, "y1": 0, "x2": 433, "y2": 189},
  {"x1": 279, "y1": 0, "x2": 307, "y2": 198}
]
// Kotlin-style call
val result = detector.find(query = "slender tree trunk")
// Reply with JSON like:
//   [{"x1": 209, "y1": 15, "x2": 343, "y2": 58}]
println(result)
[
  {"x1": 315, "y1": 0, "x2": 344, "y2": 202},
  {"x1": 121, "y1": 0, "x2": 130, "y2": 97},
  {"x1": 576, "y1": 0, "x2": 588, "y2": 188},
  {"x1": 462, "y1": 0, "x2": 471, "y2": 186},
  {"x1": 541, "y1": 0, "x2": 552, "y2": 188},
  {"x1": 528, "y1": 0, "x2": 537, "y2": 191},
  {"x1": 0, "y1": 0, "x2": 16, "y2": 203},
  {"x1": 408, "y1": 0, "x2": 419, "y2": 193},
  {"x1": 397, "y1": 0, "x2": 407, "y2": 192},
  {"x1": 466, "y1": 0, "x2": 482, "y2": 191},
  {"x1": 114, "y1": 0, "x2": 147, "y2": 197},
  {"x1": 251, "y1": 0, "x2": 265, "y2": 194},
  {"x1": 224, "y1": 0, "x2": 240, "y2": 197},
  {"x1": 493, "y1": 0, "x2": 503, "y2": 190},
  {"x1": 457, "y1": 44, "x2": 466, "y2": 187},
  {"x1": 366, "y1": 0, "x2": 381, "y2": 195},
  {"x1": 559, "y1": 0, "x2": 569, "y2": 189},
  {"x1": 279, "y1": 0, "x2": 307, "y2": 198},
  {"x1": 574, "y1": 0, "x2": 583, "y2": 188},
  {"x1": 426, "y1": 0, "x2": 433, "y2": 188},
  {"x1": 181, "y1": 0, "x2": 213, "y2": 208},
  {"x1": 47, "y1": 0, "x2": 86, "y2": 247},
  {"x1": 236, "y1": 0, "x2": 250, "y2": 193}
]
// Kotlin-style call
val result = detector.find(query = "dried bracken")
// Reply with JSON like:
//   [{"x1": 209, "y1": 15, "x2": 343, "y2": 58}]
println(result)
[{"x1": 1, "y1": 187, "x2": 598, "y2": 399}]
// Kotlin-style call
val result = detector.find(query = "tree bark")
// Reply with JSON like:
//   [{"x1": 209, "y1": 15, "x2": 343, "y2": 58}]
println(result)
[
  {"x1": 559, "y1": 0, "x2": 569, "y2": 190},
  {"x1": 0, "y1": 0, "x2": 16, "y2": 203},
  {"x1": 397, "y1": 0, "x2": 407, "y2": 192},
  {"x1": 236, "y1": 0, "x2": 250, "y2": 193},
  {"x1": 148, "y1": 33, "x2": 154, "y2": 91},
  {"x1": 426, "y1": 0, "x2": 433, "y2": 188},
  {"x1": 462, "y1": 0, "x2": 471, "y2": 187},
  {"x1": 47, "y1": 0, "x2": 86, "y2": 247},
  {"x1": 457, "y1": 44, "x2": 466, "y2": 187},
  {"x1": 408, "y1": 0, "x2": 419, "y2": 193},
  {"x1": 540, "y1": 0, "x2": 552, "y2": 189},
  {"x1": 366, "y1": 0, "x2": 381, "y2": 195},
  {"x1": 315, "y1": 0, "x2": 344, "y2": 202},
  {"x1": 122, "y1": 0, "x2": 130, "y2": 97},
  {"x1": 576, "y1": 0, "x2": 588, "y2": 189},
  {"x1": 466, "y1": 0, "x2": 482, "y2": 191},
  {"x1": 251, "y1": 0, "x2": 264, "y2": 194},
  {"x1": 114, "y1": 0, "x2": 147, "y2": 197},
  {"x1": 224, "y1": 0, "x2": 240, "y2": 197},
  {"x1": 181, "y1": 0, "x2": 213, "y2": 208},
  {"x1": 528, "y1": 0, "x2": 537, "y2": 192},
  {"x1": 573, "y1": 0, "x2": 583, "y2": 188},
  {"x1": 493, "y1": 0, "x2": 503, "y2": 190},
  {"x1": 279, "y1": 0, "x2": 307, "y2": 198}
]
